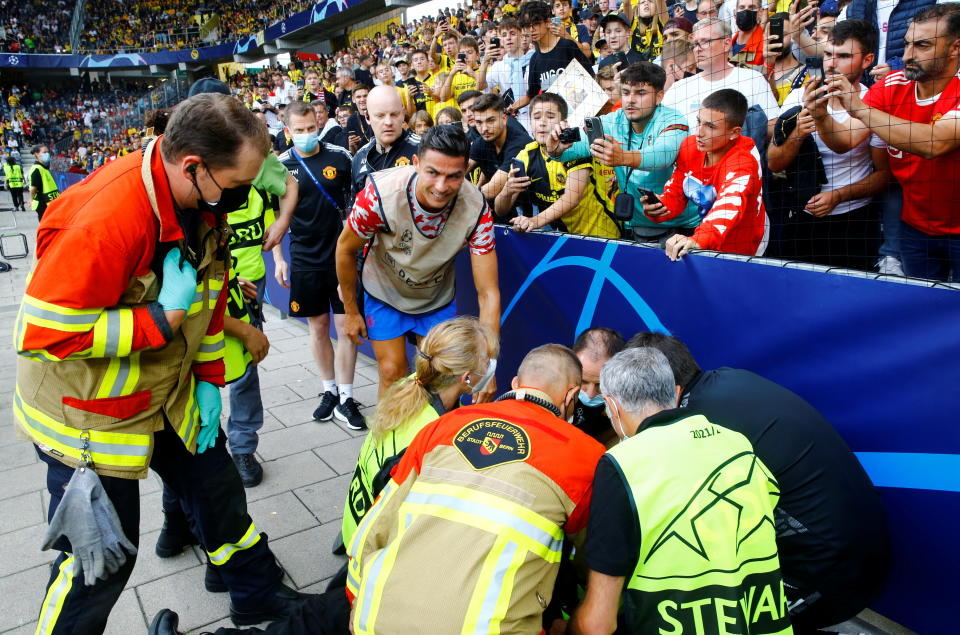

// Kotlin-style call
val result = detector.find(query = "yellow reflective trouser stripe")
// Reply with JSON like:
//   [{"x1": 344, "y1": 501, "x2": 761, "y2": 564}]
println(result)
[
  {"x1": 207, "y1": 522, "x2": 261, "y2": 565},
  {"x1": 194, "y1": 331, "x2": 225, "y2": 362},
  {"x1": 401, "y1": 481, "x2": 564, "y2": 561},
  {"x1": 35, "y1": 555, "x2": 76, "y2": 635},
  {"x1": 177, "y1": 380, "x2": 201, "y2": 448},
  {"x1": 95, "y1": 353, "x2": 142, "y2": 399},
  {"x1": 14, "y1": 388, "x2": 151, "y2": 467},
  {"x1": 90, "y1": 308, "x2": 134, "y2": 358},
  {"x1": 460, "y1": 536, "x2": 524, "y2": 635}
]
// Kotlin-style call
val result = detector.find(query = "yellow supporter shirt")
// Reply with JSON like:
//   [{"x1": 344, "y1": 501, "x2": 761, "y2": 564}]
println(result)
[{"x1": 514, "y1": 141, "x2": 621, "y2": 238}]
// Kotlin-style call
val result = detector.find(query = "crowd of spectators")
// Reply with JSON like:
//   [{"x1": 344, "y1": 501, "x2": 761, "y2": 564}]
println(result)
[
  {"x1": 0, "y1": 80, "x2": 155, "y2": 172},
  {"x1": 11, "y1": 0, "x2": 959, "y2": 280},
  {"x1": 0, "y1": 0, "x2": 315, "y2": 54},
  {"x1": 0, "y1": 0, "x2": 75, "y2": 53},
  {"x1": 204, "y1": 0, "x2": 960, "y2": 280}
]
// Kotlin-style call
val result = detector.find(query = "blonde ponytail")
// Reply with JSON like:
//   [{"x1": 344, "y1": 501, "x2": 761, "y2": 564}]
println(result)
[{"x1": 371, "y1": 316, "x2": 498, "y2": 438}]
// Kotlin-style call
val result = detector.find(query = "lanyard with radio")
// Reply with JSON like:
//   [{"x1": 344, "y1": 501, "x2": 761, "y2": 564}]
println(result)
[{"x1": 291, "y1": 148, "x2": 345, "y2": 216}]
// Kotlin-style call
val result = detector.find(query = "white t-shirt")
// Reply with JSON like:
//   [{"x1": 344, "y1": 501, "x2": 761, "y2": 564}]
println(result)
[
  {"x1": 663, "y1": 66, "x2": 780, "y2": 131},
  {"x1": 839, "y1": 0, "x2": 952, "y2": 63},
  {"x1": 780, "y1": 84, "x2": 886, "y2": 216}
]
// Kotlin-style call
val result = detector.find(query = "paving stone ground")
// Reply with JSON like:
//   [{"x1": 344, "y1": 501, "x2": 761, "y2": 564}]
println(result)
[{"x1": 0, "y1": 195, "x2": 913, "y2": 635}]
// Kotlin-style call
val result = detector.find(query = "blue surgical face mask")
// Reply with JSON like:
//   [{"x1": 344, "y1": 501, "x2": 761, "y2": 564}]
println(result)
[
  {"x1": 39, "y1": 152, "x2": 51, "y2": 164},
  {"x1": 578, "y1": 390, "x2": 605, "y2": 408},
  {"x1": 292, "y1": 132, "x2": 319, "y2": 153}
]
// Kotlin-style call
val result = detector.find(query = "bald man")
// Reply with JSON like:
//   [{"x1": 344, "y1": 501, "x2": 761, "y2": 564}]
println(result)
[
  {"x1": 350, "y1": 85, "x2": 421, "y2": 199},
  {"x1": 152, "y1": 344, "x2": 600, "y2": 635},
  {"x1": 344, "y1": 343, "x2": 605, "y2": 633}
]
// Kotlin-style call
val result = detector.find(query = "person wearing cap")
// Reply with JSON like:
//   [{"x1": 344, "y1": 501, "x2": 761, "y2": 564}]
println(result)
[
  {"x1": 663, "y1": 16, "x2": 694, "y2": 42},
  {"x1": 581, "y1": 8, "x2": 602, "y2": 40},
  {"x1": 598, "y1": 13, "x2": 648, "y2": 68}
]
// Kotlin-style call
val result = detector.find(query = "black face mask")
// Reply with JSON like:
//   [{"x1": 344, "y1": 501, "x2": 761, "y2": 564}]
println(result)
[
  {"x1": 735, "y1": 9, "x2": 758, "y2": 32},
  {"x1": 205, "y1": 184, "x2": 251, "y2": 215},
  {"x1": 191, "y1": 166, "x2": 251, "y2": 217}
]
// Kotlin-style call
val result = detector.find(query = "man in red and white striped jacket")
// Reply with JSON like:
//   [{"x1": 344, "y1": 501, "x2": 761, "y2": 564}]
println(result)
[{"x1": 643, "y1": 88, "x2": 769, "y2": 259}]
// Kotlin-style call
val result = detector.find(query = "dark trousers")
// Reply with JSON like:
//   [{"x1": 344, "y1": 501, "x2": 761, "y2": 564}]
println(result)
[
  {"x1": 10, "y1": 186, "x2": 24, "y2": 210},
  {"x1": 899, "y1": 220, "x2": 960, "y2": 281},
  {"x1": 37, "y1": 423, "x2": 282, "y2": 635},
  {"x1": 779, "y1": 202, "x2": 881, "y2": 272},
  {"x1": 211, "y1": 567, "x2": 351, "y2": 635}
]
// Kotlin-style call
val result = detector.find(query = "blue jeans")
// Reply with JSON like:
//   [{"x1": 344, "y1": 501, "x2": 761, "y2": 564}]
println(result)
[
  {"x1": 899, "y1": 221, "x2": 960, "y2": 282},
  {"x1": 878, "y1": 184, "x2": 902, "y2": 260},
  {"x1": 227, "y1": 277, "x2": 265, "y2": 455}
]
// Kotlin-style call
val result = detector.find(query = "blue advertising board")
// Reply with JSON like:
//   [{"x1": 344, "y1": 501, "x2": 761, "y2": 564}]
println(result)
[{"x1": 454, "y1": 228, "x2": 959, "y2": 635}]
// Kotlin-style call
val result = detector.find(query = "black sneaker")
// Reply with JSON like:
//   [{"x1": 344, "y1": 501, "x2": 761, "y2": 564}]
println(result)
[
  {"x1": 312, "y1": 390, "x2": 338, "y2": 421},
  {"x1": 334, "y1": 398, "x2": 367, "y2": 430},
  {"x1": 229, "y1": 583, "x2": 313, "y2": 626},
  {"x1": 233, "y1": 453, "x2": 263, "y2": 488}
]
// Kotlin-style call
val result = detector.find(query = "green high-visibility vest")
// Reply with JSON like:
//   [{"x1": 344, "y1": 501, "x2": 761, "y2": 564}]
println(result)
[
  {"x1": 223, "y1": 275, "x2": 254, "y2": 384},
  {"x1": 341, "y1": 399, "x2": 441, "y2": 546},
  {"x1": 606, "y1": 412, "x2": 793, "y2": 635},
  {"x1": 227, "y1": 187, "x2": 275, "y2": 282},
  {"x1": 4, "y1": 163, "x2": 24, "y2": 188},
  {"x1": 28, "y1": 163, "x2": 59, "y2": 211}
]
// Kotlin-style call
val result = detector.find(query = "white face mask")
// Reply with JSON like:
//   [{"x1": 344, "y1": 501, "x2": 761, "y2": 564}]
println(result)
[
  {"x1": 605, "y1": 397, "x2": 628, "y2": 442},
  {"x1": 467, "y1": 358, "x2": 497, "y2": 394}
]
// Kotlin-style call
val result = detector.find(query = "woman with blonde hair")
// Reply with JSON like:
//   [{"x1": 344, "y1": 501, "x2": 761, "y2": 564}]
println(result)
[{"x1": 341, "y1": 316, "x2": 498, "y2": 546}]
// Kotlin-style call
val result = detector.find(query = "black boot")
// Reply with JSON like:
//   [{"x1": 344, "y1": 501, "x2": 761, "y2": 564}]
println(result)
[
  {"x1": 205, "y1": 562, "x2": 228, "y2": 593},
  {"x1": 155, "y1": 508, "x2": 199, "y2": 558},
  {"x1": 148, "y1": 609, "x2": 185, "y2": 635},
  {"x1": 229, "y1": 583, "x2": 313, "y2": 626}
]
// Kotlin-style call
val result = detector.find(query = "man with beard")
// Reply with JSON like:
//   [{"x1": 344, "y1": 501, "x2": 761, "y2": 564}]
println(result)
[
  {"x1": 547, "y1": 62, "x2": 693, "y2": 244},
  {"x1": 469, "y1": 93, "x2": 532, "y2": 198},
  {"x1": 813, "y1": 4, "x2": 960, "y2": 280}
]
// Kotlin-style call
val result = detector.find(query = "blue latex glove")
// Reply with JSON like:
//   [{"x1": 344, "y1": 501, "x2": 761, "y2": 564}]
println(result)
[
  {"x1": 158, "y1": 247, "x2": 198, "y2": 313},
  {"x1": 195, "y1": 381, "x2": 222, "y2": 453}
]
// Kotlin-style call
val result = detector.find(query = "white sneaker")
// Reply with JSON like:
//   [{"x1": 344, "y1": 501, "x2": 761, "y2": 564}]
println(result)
[{"x1": 877, "y1": 256, "x2": 903, "y2": 276}]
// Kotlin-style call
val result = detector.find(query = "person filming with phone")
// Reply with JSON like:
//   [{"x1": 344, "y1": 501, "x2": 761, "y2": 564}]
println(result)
[
  {"x1": 545, "y1": 62, "x2": 693, "y2": 243},
  {"x1": 495, "y1": 93, "x2": 620, "y2": 237}
]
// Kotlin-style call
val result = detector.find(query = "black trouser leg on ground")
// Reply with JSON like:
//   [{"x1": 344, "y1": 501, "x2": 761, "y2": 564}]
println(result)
[
  {"x1": 11, "y1": 186, "x2": 23, "y2": 209},
  {"x1": 35, "y1": 449, "x2": 141, "y2": 635},
  {"x1": 211, "y1": 568, "x2": 351, "y2": 635},
  {"x1": 150, "y1": 422, "x2": 282, "y2": 609}
]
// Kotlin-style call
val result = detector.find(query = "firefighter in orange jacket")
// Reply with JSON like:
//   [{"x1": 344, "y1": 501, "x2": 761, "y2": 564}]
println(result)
[
  {"x1": 14, "y1": 94, "x2": 308, "y2": 634},
  {"x1": 347, "y1": 343, "x2": 605, "y2": 635}
]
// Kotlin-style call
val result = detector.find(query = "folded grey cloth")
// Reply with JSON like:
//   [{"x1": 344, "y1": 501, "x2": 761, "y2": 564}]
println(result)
[{"x1": 42, "y1": 466, "x2": 137, "y2": 586}]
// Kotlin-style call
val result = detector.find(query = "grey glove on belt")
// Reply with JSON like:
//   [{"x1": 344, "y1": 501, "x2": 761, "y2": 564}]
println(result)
[{"x1": 41, "y1": 466, "x2": 138, "y2": 586}]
